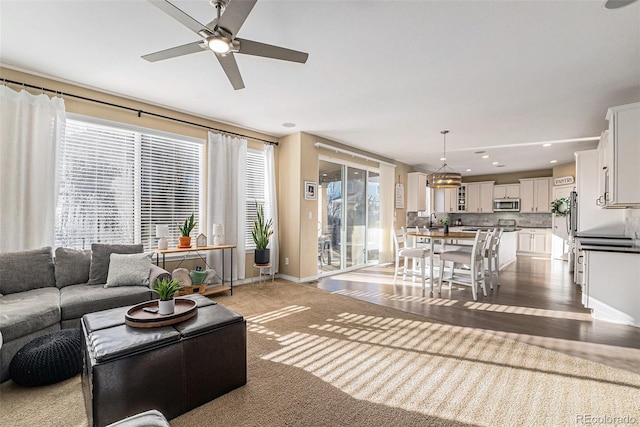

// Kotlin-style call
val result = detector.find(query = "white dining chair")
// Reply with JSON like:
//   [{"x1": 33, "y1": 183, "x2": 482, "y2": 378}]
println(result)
[
  {"x1": 392, "y1": 228, "x2": 431, "y2": 291},
  {"x1": 459, "y1": 227, "x2": 503, "y2": 289},
  {"x1": 438, "y1": 230, "x2": 489, "y2": 301},
  {"x1": 485, "y1": 227, "x2": 503, "y2": 289}
]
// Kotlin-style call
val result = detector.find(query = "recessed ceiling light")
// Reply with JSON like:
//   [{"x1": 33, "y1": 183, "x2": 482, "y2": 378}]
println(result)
[
  {"x1": 282, "y1": 122, "x2": 296, "y2": 128},
  {"x1": 543, "y1": 143, "x2": 552, "y2": 147},
  {"x1": 440, "y1": 157, "x2": 446, "y2": 161},
  {"x1": 550, "y1": 160, "x2": 558, "y2": 163},
  {"x1": 482, "y1": 155, "x2": 489, "y2": 159},
  {"x1": 466, "y1": 169, "x2": 471, "y2": 172},
  {"x1": 492, "y1": 161, "x2": 499, "y2": 165},
  {"x1": 322, "y1": 173, "x2": 327, "y2": 177},
  {"x1": 496, "y1": 165, "x2": 506, "y2": 168},
  {"x1": 474, "y1": 151, "x2": 486, "y2": 154}
]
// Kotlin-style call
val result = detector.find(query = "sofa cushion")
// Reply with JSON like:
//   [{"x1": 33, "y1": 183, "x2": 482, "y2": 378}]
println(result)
[
  {"x1": 55, "y1": 247, "x2": 92, "y2": 288},
  {"x1": 60, "y1": 284, "x2": 151, "y2": 321},
  {"x1": 0, "y1": 247, "x2": 55, "y2": 295},
  {"x1": 0, "y1": 287, "x2": 60, "y2": 342},
  {"x1": 88, "y1": 244, "x2": 143, "y2": 285},
  {"x1": 105, "y1": 252, "x2": 152, "y2": 288}
]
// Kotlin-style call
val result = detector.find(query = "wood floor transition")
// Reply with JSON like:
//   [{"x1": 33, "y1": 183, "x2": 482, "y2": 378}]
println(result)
[{"x1": 312, "y1": 256, "x2": 640, "y2": 375}]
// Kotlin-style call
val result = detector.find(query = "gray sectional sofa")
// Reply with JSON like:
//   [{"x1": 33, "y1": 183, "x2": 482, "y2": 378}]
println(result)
[{"x1": 0, "y1": 245, "x2": 171, "y2": 382}]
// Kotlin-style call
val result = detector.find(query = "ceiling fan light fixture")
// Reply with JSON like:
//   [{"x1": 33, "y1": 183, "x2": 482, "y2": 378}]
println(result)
[
  {"x1": 208, "y1": 36, "x2": 232, "y2": 54},
  {"x1": 428, "y1": 130, "x2": 462, "y2": 189}
]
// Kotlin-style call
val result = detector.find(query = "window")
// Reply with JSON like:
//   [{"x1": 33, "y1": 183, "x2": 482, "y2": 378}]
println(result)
[
  {"x1": 245, "y1": 149, "x2": 266, "y2": 250},
  {"x1": 55, "y1": 118, "x2": 203, "y2": 250}
]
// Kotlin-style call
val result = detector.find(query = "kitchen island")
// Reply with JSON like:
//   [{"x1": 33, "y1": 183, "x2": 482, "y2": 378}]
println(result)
[{"x1": 449, "y1": 226, "x2": 517, "y2": 270}]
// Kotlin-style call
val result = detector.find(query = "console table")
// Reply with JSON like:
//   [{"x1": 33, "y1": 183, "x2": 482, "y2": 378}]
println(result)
[{"x1": 153, "y1": 245, "x2": 236, "y2": 296}]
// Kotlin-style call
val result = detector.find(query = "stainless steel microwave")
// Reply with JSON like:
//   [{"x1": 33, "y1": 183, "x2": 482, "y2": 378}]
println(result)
[{"x1": 493, "y1": 198, "x2": 520, "y2": 212}]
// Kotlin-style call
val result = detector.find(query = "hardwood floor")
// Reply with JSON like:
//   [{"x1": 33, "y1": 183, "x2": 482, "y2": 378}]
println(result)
[{"x1": 314, "y1": 256, "x2": 640, "y2": 374}]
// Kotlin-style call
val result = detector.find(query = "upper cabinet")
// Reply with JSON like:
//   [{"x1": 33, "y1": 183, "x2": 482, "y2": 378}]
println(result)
[
  {"x1": 598, "y1": 102, "x2": 640, "y2": 208},
  {"x1": 443, "y1": 187, "x2": 458, "y2": 213},
  {"x1": 465, "y1": 181, "x2": 494, "y2": 213},
  {"x1": 407, "y1": 172, "x2": 428, "y2": 212},
  {"x1": 493, "y1": 184, "x2": 520, "y2": 199},
  {"x1": 520, "y1": 177, "x2": 551, "y2": 213}
]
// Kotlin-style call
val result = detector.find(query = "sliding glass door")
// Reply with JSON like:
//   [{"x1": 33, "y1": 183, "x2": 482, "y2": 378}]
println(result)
[{"x1": 318, "y1": 160, "x2": 379, "y2": 274}]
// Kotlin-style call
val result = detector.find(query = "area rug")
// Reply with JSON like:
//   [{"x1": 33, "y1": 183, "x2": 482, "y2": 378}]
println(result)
[{"x1": 1, "y1": 280, "x2": 638, "y2": 427}]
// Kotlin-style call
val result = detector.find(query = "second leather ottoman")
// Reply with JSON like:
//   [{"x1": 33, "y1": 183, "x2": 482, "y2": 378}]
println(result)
[{"x1": 82, "y1": 295, "x2": 247, "y2": 427}]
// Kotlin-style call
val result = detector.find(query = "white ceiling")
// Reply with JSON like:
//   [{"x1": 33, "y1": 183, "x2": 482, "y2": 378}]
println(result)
[{"x1": 1, "y1": 0, "x2": 639, "y2": 176}]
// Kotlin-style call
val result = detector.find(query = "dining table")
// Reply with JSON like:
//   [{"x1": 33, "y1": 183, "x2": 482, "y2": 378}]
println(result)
[{"x1": 406, "y1": 230, "x2": 478, "y2": 295}]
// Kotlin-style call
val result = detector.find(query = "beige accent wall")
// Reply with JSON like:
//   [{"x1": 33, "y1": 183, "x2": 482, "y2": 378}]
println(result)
[
  {"x1": 552, "y1": 162, "x2": 576, "y2": 180},
  {"x1": 463, "y1": 169, "x2": 553, "y2": 184},
  {"x1": 287, "y1": 132, "x2": 413, "y2": 280}
]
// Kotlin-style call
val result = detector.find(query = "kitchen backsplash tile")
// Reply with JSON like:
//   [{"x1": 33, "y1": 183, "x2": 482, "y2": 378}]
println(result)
[{"x1": 407, "y1": 211, "x2": 552, "y2": 228}]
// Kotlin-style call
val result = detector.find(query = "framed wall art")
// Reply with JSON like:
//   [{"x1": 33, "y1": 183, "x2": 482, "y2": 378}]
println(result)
[{"x1": 304, "y1": 181, "x2": 317, "y2": 200}]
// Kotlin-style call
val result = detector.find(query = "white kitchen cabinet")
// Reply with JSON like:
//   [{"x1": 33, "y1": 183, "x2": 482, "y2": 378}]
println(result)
[
  {"x1": 443, "y1": 187, "x2": 457, "y2": 213},
  {"x1": 519, "y1": 177, "x2": 551, "y2": 213},
  {"x1": 599, "y1": 102, "x2": 640, "y2": 208},
  {"x1": 464, "y1": 181, "x2": 494, "y2": 213},
  {"x1": 516, "y1": 228, "x2": 551, "y2": 256},
  {"x1": 583, "y1": 250, "x2": 640, "y2": 327},
  {"x1": 407, "y1": 172, "x2": 427, "y2": 212},
  {"x1": 493, "y1": 184, "x2": 520, "y2": 199}
]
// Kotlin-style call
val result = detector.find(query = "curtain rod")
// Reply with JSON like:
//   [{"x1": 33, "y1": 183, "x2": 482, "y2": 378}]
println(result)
[
  {"x1": 314, "y1": 142, "x2": 396, "y2": 167},
  {"x1": 1, "y1": 78, "x2": 278, "y2": 146}
]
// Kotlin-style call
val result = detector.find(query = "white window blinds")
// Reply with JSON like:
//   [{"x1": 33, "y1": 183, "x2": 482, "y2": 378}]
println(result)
[
  {"x1": 245, "y1": 149, "x2": 266, "y2": 249},
  {"x1": 55, "y1": 120, "x2": 137, "y2": 248},
  {"x1": 140, "y1": 134, "x2": 201, "y2": 249},
  {"x1": 55, "y1": 118, "x2": 203, "y2": 250}
]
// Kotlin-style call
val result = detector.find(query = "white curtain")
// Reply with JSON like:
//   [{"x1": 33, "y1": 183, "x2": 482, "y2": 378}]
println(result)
[
  {"x1": 265, "y1": 145, "x2": 279, "y2": 272},
  {"x1": 207, "y1": 132, "x2": 247, "y2": 280},
  {"x1": 0, "y1": 86, "x2": 66, "y2": 252},
  {"x1": 378, "y1": 163, "x2": 396, "y2": 263}
]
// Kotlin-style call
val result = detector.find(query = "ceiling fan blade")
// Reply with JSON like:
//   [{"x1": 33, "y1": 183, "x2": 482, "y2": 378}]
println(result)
[
  {"x1": 148, "y1": 0, "x2": 212, "y2": 35},
  {"x1": 236, "y1": 38, "x2": 308, "y2": 63},
  {"x1": 215, "y1": 53, "x2": 245, "y2": 90},
  {"x1": 217, "y1": 0, "x2": 257, "y2": 35},
  {"x1": 142, "y1": 41, "x2": 206, "y2": 62}
]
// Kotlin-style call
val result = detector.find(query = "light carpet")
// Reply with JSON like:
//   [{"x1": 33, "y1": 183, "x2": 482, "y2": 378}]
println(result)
[{"x1": 1, "y1": 280, "x2": 638, "y2": 427}]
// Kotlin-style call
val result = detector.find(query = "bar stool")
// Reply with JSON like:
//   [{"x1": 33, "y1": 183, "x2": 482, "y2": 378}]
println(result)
[{"x1": 438, "y1": 230, "x2": 488, "y2": 301}]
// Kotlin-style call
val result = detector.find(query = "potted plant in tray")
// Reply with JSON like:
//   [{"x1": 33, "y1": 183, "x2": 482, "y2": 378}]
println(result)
[
  {"x1": 440, "y1": 218, "x2": 450, "y2": 234},
  {"x1": 178, "y1": 213, "x2": 196, "y2": 248},
  {"x1": 153, "y1": 277, "x2": 181, "y2": 315},
  {"x1": 252, "y1": 202, "x2": 273, "y2": 265}
]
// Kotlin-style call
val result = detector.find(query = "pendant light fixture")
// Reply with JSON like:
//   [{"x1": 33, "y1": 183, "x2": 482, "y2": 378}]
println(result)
[{"x1": 428, "y1": 130, "x2": 462, "y2": 188}]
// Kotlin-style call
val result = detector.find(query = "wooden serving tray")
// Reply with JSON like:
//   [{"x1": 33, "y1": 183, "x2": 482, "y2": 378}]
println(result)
[{"x1": 125, "y1": 298, "x2": 197, "y2": 328}]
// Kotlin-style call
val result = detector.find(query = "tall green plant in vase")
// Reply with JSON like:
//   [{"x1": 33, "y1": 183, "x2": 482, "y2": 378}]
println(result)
[{"x1": 252, "y1": 202, "x2": 273, "y2": 265}]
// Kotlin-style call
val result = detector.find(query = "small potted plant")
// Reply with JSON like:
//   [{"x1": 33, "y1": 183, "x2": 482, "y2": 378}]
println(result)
[
  {"x1": 178, "y1": 213, "x2": 196, "y2": 248},
  {"x1": 153, "y1": 277, "x2": 182, "y2": 315},
  {"x1": 440, "y1": 218, "x2": 450, "y2": 234},
  {"x1": 252, "y1": 202, "x2": 273, "y2": 265}
]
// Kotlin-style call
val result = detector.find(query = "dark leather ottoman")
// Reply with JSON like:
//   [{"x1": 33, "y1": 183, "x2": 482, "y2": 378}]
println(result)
[{"x1": 81, "y1": 295, "x2": 246, "y2": 427}]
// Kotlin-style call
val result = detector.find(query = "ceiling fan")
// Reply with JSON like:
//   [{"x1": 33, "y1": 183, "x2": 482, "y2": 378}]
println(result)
[{"x1": 142, "y1": 0, "x2": 309, "y2": 90}]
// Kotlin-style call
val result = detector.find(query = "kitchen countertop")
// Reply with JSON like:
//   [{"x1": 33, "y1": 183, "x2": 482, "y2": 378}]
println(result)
[{"x1": 580, "y1": 245, "x2": 640, "y2": 254}]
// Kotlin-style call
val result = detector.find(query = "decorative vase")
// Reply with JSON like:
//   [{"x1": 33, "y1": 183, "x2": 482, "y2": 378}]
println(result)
[
  {"x1": 189, "y1": 270, "x2": 207, "y2": 285},
  {"x1": 212, "y1": 224, "x2": 224, "y2": 246},
  {"x1": 444, "y1": 224, "x2": 449, "y2": 234},
  {"x1": 158, "y1": 299, "x2": 175, "y2": 315},
  {"x1": 254, "y1": 249, "x2": 270, "y2": 265},
  {"x1": 178, "y1": 236, "x2": 191, "y2": 248}
]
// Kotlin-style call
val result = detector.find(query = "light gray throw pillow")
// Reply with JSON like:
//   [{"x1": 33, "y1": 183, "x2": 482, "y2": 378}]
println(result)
[
  {"x1": 105, "y1": 252, "x2": 152, "y2": 288},
  {"x1": 88, "y1": 243, "x2": 143, "y2": 285}
]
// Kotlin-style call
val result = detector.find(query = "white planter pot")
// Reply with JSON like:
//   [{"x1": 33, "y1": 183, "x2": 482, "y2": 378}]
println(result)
[{"x1": 158, "y1": 299, "x2": 175, "y2": 315}]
